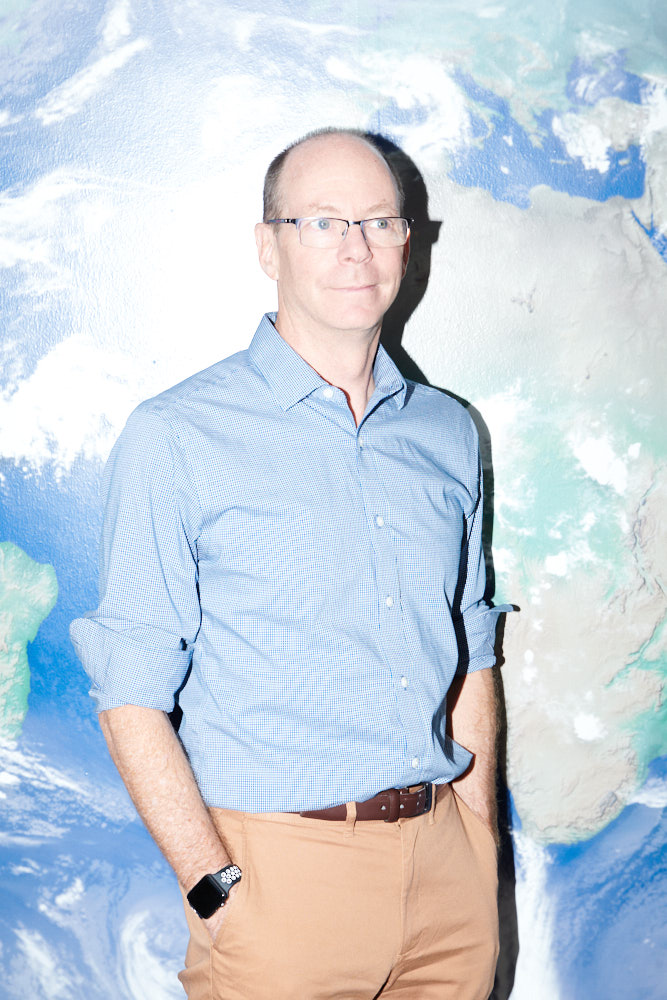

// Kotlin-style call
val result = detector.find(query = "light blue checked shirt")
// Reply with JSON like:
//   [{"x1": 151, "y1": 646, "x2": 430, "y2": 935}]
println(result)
[{"x1": 71, "y1": 314, "x2": 508, "y2": 812}]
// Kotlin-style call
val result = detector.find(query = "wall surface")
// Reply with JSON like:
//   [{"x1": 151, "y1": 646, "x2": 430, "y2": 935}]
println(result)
[{"x1": 0, "y1": 1, "x2": 665, "y2": 997}]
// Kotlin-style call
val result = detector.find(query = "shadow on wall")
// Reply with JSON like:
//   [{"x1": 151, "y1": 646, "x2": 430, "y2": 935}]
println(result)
[{"x1": 373, "y1": 134, "x2": 519, "y2": 1000}]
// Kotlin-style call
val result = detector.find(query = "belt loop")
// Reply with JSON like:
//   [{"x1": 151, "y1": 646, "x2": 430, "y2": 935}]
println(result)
[
  {"x1": 428, "y1": 782, "x2": 437, "y2": 825},
  {"x1": 384, "y1": 787, "x2": 400, "y2": 822},
  {"x1": 344, "y1": 800, "x2": 357, "y2": 838}
]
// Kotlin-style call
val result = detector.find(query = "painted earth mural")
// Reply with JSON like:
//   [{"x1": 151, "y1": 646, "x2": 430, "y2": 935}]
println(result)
[{"x1": 1, "y1": 2, "x2": 665, "y2": 998}]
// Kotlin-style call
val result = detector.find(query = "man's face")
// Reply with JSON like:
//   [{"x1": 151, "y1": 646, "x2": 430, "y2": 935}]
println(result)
[{"x1": 256, "y1": 135, "x2": 408, "y2": 343}]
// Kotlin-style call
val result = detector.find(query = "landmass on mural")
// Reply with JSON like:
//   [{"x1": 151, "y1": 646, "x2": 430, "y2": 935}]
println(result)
[
  {"x1": 0, "y1": 542, "x2": 58, "y2": 741},
  {"x1": 501, "y1": 477, "x2": 665, "y2": 841}
]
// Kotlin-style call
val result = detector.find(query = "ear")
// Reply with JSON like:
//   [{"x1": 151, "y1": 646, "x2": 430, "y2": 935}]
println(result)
[
  {"x1": 255, "y1": 222, "x2": 280, "y2": 281},
  {"x1": 401, "y1": 232, "x2": 411, "y2": 278}
]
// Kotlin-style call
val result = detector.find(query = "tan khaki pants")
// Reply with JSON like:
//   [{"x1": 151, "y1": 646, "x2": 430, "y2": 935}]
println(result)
[{"x1": 178, "y1": 784, "x2": 499, "y2": 1000}]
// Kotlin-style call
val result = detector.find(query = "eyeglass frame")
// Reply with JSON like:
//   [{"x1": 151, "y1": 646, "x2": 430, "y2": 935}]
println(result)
[{"x1": 265, "y1": 216, "x2": 413, "y2": 248}]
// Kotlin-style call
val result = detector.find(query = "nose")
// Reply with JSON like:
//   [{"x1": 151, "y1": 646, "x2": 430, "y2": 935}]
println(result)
[{"x1": 339, "y1": 222, "x2": 372, "y2": 262}]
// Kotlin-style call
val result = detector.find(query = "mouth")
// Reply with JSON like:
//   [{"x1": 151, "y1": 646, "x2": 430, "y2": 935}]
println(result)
[{"x1": 333, "y1": 284, "x2": 376, "y2": 292}]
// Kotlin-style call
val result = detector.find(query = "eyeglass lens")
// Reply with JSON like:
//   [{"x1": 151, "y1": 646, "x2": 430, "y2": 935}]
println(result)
[{"x1": 297, "y1": 218, "x2": 408, "y2": 248}]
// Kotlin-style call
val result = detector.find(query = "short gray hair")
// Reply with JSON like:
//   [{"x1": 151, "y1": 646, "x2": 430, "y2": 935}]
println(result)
[{"x1": 262, "y1": 127, "x2": 405, "y2": 222}]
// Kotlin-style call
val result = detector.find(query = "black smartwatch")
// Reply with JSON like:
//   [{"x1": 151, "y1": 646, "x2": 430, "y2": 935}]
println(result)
[{"x1": 187, "y1": 864, "x2": 243, "y2": 919}]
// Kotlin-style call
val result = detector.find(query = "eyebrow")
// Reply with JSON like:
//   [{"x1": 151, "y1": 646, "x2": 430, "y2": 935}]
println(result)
[{"x1": 304, "y1": 203, "x2": 400, "y2": 217}]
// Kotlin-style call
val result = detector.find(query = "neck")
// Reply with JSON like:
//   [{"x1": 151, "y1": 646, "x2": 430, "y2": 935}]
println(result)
[{"x1": 275, "y1": 312, "x2": 381, "y2": 426}]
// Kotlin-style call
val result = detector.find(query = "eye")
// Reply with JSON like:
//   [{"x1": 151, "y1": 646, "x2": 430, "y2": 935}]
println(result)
[
  {"x1": 372, "y1": 218, "x2": 390, "y2": 230},
  {"x1": 313, "y1": 218, "x2": 332, "y2": 231}
]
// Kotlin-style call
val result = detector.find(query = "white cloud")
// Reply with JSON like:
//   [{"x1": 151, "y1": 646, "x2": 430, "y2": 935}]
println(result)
[
  {"x1": 492, "y1": 547, "x2": 516, "y2": 574},
  {"x1": 0, "y1": 173, "x2": 80, "y2": 293},
  {"x1": 641, "y1": 78, "x2": 667, "y2": 238},
  {"x1": 101, "y1": 0, "x2": 133, "y2": 49},
  {"x1": 0, "y1": 163, "x2": 266, "y2": 476},
  {"x1": 0, "y1": 740, "x2": 136, "y2": 826},
  {"x1": 551, "y1": 86, "x2": 665, "y2": 196},
  {"x1": 201, "y1": 77, "x2": 284, "y2": 157},
  {"x1": 277, "y1": 16, "x2": 363, "y2": 38},
  {"x1": 13, "y1": 929, "x2": 73, "y2": 1000},
  {"x1": 573, "y1": 712, "x2": 606, "y2": 741},
  {"x1": 545, "y1": 552, "x2": 568, "y2": 576},
  {"x1": 0, "y1": 108, "x2": 21, "y2": 127},
  {"x1": 552, "y1": 112, "x2": 612, "y2": 172},
  {"x1": 630, "y1": 776, "x2": 667, "y2": 809},
  {"x1": 510, "y1": 834, "x2": 560, "y2": 1000},
  {"x1": 326, "y1": 52, "x2": 471, "y2": 166},
  {"x1": 35, "y1": 39, "x2": 149, "y2": 125},
  {"x1": 474, "y1": 384, "x2": 530, "y2": 461},
  {"x1": 473, "y1": 385, "x2": 533, "y2": 522},
  {"x1": 0, "y1": 335, "x2": 145, "y2": 477},
  {"x1": 54, "y1": 879, "x2": 85, "y2": 910},
  {"x1": 120, "y1": 911, "x2": 184, "y2": 999},
  {"x1": 570, "y1": 433, "x2": 629, "y2": 494},
  {"x1": 10, "y1": 861, "x2": 42, "y2": 877},
  {"x1": 231, "y1": 12, "x2": 263, "y2": 50}
]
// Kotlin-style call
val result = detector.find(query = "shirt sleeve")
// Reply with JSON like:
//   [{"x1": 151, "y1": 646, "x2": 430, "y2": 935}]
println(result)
[
  {"x1": 454, "y1": 435, "x2": 513, "y2": 675},
  {"x1": 70, "y1": 403, "x2": 202, "y2": 712}
]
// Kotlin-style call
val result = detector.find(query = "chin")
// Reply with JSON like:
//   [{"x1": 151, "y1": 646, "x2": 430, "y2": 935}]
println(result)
[
  {"x1": 329, "y1": 310, "x2": 385, "y2": 334},
  {"x1": 325, "y1": 297, "x2": 390, "y2": 331}
]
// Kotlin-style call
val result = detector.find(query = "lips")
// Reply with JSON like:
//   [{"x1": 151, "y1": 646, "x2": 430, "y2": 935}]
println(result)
[{"x1": 332, "y1": 284, "x2": 376, "y2": 292}]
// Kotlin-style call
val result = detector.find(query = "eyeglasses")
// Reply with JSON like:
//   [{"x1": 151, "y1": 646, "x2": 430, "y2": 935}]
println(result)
[{"x1": 266, "y1": 216, "x2": 412, "y2": 249}]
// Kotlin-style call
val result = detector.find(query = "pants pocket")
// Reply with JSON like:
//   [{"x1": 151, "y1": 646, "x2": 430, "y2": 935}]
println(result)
[
  {"x1": 453, "y1": 790, "x2": 499, "y2": 895},
  {"x1": 178, "y1": 813, "x2": 249, "y2": 999}
]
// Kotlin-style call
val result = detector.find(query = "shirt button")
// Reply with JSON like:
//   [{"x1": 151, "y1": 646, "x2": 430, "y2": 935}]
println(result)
[
  {"x1": 385, "y1": 596, "x2": 394, "y2": 608},
  {"x1": 358, "y1": 436, "x2": 365, "y2": 447},
  {"x1": 375, "y1": 515, "x2": 384, "y2": 527},
  {"x1": 400, "y1": 676, "x2": 408, "y2": 689},
  {"x1": 411, "y1": 757, "x2": 420, "y2": 769},
  {"x1": 322, "y1": 387, "x2": 334, "y2": 399}
]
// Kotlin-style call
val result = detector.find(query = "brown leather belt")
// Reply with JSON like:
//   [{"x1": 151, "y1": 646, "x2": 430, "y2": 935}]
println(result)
[{"x1": 298, "y1": 784, "x2": 433, "y2": 823}]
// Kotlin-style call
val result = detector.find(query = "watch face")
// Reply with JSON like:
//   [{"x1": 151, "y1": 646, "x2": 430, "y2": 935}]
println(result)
[{"x1": 188, "y1": 874, "x2": 226, "y2": 919}]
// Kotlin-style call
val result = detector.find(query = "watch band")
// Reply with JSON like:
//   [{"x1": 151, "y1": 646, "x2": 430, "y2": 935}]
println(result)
[
  {"x1": 187, "y1": 864, "x2": 243, "y2": 919},
  {"x1": 215, "y1": 864, "x2": 243, "y2": 889}
]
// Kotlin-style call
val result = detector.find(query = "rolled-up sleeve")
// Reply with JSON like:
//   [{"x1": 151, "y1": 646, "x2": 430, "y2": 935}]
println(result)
[
  {"x1": 456, "y1": 446, "x2": 513, "y2": 675},
  {"x1": 70, "y1": 404, "x2": 202, "y2": 712}
]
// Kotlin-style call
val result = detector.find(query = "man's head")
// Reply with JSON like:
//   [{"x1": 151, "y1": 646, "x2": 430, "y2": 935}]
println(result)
[
  {"x1": 262, "y1": 128, "x2": 404, "y2": 223},
  {"x1": 255, "y1": 129, "x2": 409, "y2": 345}
]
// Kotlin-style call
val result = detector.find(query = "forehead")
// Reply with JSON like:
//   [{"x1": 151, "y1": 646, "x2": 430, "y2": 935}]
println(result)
[{"x1": 279, "y1": 136, "x2": 399, "y2": 214}]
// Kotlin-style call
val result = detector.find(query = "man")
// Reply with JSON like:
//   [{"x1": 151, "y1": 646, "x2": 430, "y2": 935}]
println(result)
[{"x1": 71, "y1": 128, "x2": 508, "y2": 999}]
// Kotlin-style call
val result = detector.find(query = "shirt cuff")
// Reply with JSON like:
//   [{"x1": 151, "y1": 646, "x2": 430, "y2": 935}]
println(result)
[
  {"x1": 457, "y1": 603, "x2": 514, "y2": 675},
  {"x1": 70, "y1": 617, "x2": 192, "y2": 713}
]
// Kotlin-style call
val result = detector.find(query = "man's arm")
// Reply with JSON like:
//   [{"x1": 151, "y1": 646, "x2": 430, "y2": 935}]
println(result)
[
  {"x1": 447, "y1": 667, "x2": 499, "y2": 845},
  {"x1": 99, "y1": 705, "x2": 235, "y2": 939}
]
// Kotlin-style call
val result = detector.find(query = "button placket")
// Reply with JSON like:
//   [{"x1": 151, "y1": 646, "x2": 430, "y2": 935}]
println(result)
[{"x1": 355, "y1": 417, "x2": 426, "y2": 770}]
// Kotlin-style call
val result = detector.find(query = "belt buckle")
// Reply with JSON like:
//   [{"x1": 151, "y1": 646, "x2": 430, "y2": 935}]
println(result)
[
  {"x1": 382, "y1": 787, "x2": 401, "y2": 822},
  {"x1": 423, "y1": 782, "x2": 433, "y2": 813}
]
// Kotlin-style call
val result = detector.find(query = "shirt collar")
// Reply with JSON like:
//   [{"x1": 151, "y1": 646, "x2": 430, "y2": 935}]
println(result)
[
  {"x1": 371, "y1": 339, "x2": 408, "y2": 410},
  {"x1": 249, "y1": 313, "x2": 407, "y2": 411}
]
